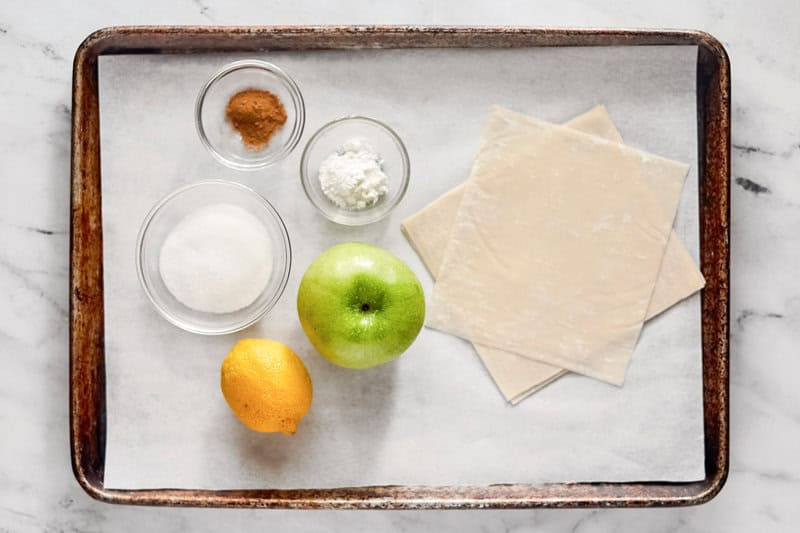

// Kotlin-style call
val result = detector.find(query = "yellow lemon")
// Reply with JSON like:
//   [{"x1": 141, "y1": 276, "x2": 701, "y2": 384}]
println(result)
[{"x1": 220, "y1": 338, "x2": 312, "y2": 434}]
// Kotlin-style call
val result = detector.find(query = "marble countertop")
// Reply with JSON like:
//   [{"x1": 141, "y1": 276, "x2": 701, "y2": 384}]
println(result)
[{"x1": 1, "y1": 1, "x2": 797, "y2": 531}]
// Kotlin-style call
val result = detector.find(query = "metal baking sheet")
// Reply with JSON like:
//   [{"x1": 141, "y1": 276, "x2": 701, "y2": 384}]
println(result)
[{"x1": 70, "y1": 26, "x2": 729, "y2": 509}]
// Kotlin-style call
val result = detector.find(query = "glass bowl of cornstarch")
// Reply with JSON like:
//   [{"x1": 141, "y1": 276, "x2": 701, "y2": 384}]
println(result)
[
  {"x1": 300, "y1": 116, "x2": 410, "y2": 226},
  {"x1": 136, "y1": 180, "x2": 291, "y2": 335}
]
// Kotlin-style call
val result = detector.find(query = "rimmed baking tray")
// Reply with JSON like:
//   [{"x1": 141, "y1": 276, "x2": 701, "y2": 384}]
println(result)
[{"x1": 70, "y1": 25, "x2": 729, "y2": 509}]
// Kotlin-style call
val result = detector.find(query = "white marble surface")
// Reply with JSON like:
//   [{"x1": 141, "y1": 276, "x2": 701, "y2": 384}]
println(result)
[{"x1": 0, "y1": 0, "x2": 798, "y2": 530}]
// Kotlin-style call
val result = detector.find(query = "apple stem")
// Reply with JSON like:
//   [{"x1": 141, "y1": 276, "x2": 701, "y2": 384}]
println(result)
[{"x1": 361, "y1": 303, "x2": 370, "y2": 312}]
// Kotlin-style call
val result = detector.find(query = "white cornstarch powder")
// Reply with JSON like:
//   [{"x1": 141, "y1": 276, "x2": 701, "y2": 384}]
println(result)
[
  {"x1": 159, "y1": 203, "x2": 273, "y2": 314},
  {"x1": 318, "y1": 138, "x2": 389, "y2": 210}
]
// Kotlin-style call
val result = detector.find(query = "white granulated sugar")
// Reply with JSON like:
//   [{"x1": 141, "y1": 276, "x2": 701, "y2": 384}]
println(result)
[
  {"x1": 318, "y1": 138, "x2": 389, "y2": 210},
  {"x1": 159, "y1": 203, "x2": 272, "y2": 314}
]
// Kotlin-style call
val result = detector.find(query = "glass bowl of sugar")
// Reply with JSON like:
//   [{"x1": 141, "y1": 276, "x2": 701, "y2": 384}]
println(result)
[
  {"x1": 136, "y1": 180, "x2": 291, "y2": 335},
  {"x1": 300, "y1": 116, "x2": 410, "y2": 226}
]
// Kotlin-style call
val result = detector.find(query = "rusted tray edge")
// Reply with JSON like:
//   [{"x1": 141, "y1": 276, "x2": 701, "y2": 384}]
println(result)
[
  {"x1": 70, "y1": 25, "x2": 730, "y2": 509},
  {"x1": 78, "y1": 25, "x2": 717, "y2": 53}
]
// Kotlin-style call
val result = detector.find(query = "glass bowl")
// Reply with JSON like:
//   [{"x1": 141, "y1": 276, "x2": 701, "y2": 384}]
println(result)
[
  {"x1": 136, "y1": 180, "x2": 291, "y2": 335},
  {"x1": 300, "y1": 116, "x2": 410, "y2": 226},
  {"x1": 195, "y1": 60, "x2": 305, "y2": 170}
]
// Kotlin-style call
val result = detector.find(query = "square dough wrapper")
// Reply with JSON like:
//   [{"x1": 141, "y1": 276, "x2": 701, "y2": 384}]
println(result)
[
  {"x1": 402, "y1": 106, "x2": 704, "y2": 401},
  {"x1": 426, "y1": 106, "x2": 690, "y2": 385}
]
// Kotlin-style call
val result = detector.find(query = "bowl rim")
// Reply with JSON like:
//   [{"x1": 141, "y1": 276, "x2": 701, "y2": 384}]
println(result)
[
  {"x1": 299, "y1": 115, "x2": 411, "y2": 226},
  {"x1": 195, "y1": 59, "x2": 306, "y2": 171},
  {"x1": 135, "y1": 179, "x2": 292, "y2": 335}
]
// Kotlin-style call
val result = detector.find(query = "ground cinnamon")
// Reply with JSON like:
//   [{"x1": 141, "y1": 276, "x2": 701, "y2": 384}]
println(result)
[{"x1": 225, "y1": 89, "x2": 287, "y2": 149}]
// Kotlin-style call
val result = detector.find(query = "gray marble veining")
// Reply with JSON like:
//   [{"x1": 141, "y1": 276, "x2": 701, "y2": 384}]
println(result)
[{"x1": 1, "y1": 0, "x2": 799, "y2": 531}]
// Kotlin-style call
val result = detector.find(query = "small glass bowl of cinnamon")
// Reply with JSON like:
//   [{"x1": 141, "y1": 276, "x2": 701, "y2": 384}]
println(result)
[{"x1": 196, "y1": 60, "x2": 305, "y2": 170}]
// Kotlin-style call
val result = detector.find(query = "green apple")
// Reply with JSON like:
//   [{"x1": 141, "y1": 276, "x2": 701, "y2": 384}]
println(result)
[{"x1": 297, "y1": 242, "x2": 425, "y2": 369}]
